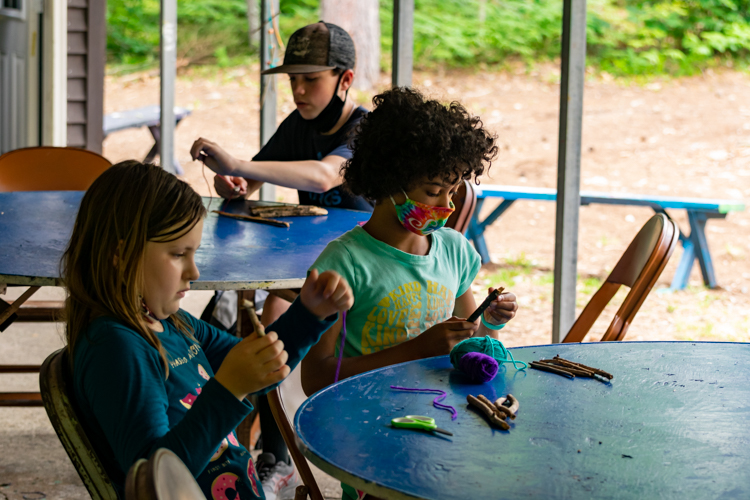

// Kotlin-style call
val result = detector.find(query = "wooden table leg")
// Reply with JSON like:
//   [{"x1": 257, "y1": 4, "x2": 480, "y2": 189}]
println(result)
[
  {"x1": 267, "y1": 387, "x2": 323, "y2": 500},
  {"x1": 0, "y1": 392, "x2": 43, "y2": 407},
  {"x1": 0, "y1": 287, "x2": 45, "y2": 406},
  {"x1": 0, "y1": 285, "x2": 41, "y2": 326}
]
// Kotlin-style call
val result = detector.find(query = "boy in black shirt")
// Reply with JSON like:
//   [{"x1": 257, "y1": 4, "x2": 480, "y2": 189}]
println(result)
[
  {"x1": 191, "y1": 21, "x2": 372, "y2": 212},
  {"x1": 190, "y1": 22, "x2": 371, "y2": 500}
]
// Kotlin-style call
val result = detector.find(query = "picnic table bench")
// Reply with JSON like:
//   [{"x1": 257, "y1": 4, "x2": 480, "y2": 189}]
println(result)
[
  {"x1": 467, "y1": 184, "x2": 746, "y2": 291},
  {"x1": 103, "y1": 105, "x2": 191, "y2": 174}
]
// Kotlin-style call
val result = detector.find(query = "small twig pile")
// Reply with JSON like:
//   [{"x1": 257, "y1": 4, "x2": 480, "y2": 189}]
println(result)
[{"x1": 467, "y1": 394, "x2": 519, "y2": 430}]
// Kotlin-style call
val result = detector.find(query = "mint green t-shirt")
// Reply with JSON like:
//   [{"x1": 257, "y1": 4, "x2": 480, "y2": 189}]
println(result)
[{"x1": 310, "y1": 225, "x2": 481, "y2": 357}]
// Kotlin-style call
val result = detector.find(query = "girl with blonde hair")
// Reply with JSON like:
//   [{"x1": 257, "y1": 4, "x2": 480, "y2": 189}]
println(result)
[{"x1": 63, "y1": 161, "x2": 352, "y2": 499}]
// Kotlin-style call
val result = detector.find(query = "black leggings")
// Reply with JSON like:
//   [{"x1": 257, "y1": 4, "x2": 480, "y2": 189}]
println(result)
[{"x1": 257, "y1": 393, "x2": 289, "y2": 464}]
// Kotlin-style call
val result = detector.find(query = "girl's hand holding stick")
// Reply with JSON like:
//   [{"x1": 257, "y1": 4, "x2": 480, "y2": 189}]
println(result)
[{"x1": 214, "y1": 329, "x2": 289, "y2": 402}]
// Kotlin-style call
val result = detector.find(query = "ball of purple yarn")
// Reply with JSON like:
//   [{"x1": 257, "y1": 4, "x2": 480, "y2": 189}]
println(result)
[{"x1": 457, "y1": 352, "x2": 499, "y2": 383}]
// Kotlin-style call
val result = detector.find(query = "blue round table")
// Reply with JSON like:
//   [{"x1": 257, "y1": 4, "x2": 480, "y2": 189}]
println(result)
[
  {"x1": 0, "y1": 191, "x2": 370, "y2": 289},
  {"x1": 295, "y1": 342, "x2": 750, "y2": 499}
]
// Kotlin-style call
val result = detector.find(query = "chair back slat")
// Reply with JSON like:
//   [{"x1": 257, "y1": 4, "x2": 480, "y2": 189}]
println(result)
[
  {"x1": 563, "y1": 214, "x2": 679, "y2": 343},
  {"x1": 446, "y1": 179, "x2": 478, "y2": 234},
  {"x1": 603, "y1": 219, "x2": 680, "y2": 342},
  {"x1": 608, "y1": 215, "x2": 665, "y2": 287},
  {"x1": 40, "y1": 349, "x2": 119, "y2": 499},
  {"x1": 0, "y1": 146, "x2": 111, "y2": 192}
]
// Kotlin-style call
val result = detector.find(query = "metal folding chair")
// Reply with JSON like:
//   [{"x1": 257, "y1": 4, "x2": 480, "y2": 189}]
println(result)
[
  {"x1": 563, "y1": 213, "x2": 680, "y2": 343},
  {"x1": 39, "y1": 348, "x2": 119, "y2": 499},
  {"x1": 0, "y1": 146, "x2": 111, "y2": 192},
  {"x1": 0, "y1": 146, "x2": 111, "y2": 405}
]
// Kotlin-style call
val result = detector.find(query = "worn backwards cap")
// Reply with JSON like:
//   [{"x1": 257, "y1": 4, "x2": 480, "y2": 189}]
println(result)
[{"x1": 261, "y1": 21, "x2": 356, "y2": 75}]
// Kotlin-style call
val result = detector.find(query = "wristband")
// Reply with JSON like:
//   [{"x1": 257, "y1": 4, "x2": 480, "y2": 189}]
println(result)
[{"x1": 481, "y1": 313, "x2": 506, "y2": 331}]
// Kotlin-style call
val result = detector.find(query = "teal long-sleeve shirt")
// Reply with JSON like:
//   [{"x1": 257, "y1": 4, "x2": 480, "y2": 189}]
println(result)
[{"x1": 73, "y1": 298, "x2": 336, "y2": 499}]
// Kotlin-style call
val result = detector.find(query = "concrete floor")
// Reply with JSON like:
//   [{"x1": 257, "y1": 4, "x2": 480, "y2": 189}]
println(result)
[{"x1": 0, "y1": 287, "x2": 342, "y2": 500}]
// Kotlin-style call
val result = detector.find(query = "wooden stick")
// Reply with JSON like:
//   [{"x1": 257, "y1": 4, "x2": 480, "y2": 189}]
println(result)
[
  {"x1": 553, "y1": 355, "x2": 614, "y2": 379},
  {"x1": 494, "y1": 394, "x2": 519, "y2": 419},
  {"x1": 529, "y1": 361, "x2": 575, "y2": 379},
  {"x1": 249, "y1": 205, "x2": 328, "y2": 217},
  {"x1": 537, "y1": 359, "x2": 596, "y2": 377},
  {"x1": 468, "y1": 394, "x2": 509, "y2": 430},
  {"x1": 213, "y1": 210, "x2": 290, "y2": 228},
  {"x1": 241, "y1": 299, "x2": 265, "y2": 337}
]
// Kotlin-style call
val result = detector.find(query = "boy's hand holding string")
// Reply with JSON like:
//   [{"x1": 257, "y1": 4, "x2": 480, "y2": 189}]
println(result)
[
  {"x1": 215, "y1": 269, "x2": 353, "y2": 402},
  {"x1": 191, "y1": 139, "x2": 253, "y2": 200}
]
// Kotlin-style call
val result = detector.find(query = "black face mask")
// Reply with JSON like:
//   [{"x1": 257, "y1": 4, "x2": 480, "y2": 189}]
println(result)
[{"x1": 305, "y1": 72, "x2": 348, "y2": 133}]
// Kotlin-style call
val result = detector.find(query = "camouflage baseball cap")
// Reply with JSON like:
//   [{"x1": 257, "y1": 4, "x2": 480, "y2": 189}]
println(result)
[{"x1": 261, "y1": 21, "x2": 356, "y2": 75}]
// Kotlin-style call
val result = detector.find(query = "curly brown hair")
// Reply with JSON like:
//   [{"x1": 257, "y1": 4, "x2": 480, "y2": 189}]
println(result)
[{"x1": 342, "y1": 87, "x2": 498, "y2": 200}]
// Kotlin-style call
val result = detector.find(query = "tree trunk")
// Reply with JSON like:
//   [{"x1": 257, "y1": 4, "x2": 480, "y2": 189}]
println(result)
[{"x1": 320, "y1": 0, "x2": 380, "y2": 91}]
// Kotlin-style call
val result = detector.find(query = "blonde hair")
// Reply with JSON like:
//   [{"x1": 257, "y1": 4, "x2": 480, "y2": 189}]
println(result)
[{"x1": 62, "y1": 161, "x2": 207, "y2": 376}]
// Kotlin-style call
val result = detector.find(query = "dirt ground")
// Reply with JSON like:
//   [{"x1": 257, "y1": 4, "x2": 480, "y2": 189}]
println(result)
[{"x1": 103, "y1": 64, "x2": 750, "y2": 346}]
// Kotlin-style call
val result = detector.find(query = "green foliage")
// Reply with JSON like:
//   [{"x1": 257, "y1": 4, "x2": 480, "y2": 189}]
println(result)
[
  {"x1": 107, "y1": 0, "x2": 255, "y2": 66},
  {"x1": 381, "y1": 0, "x2": 563, "y2": 68},
  {"x1": 106, "y1": 0, "x2": 750, "y2": 76}
]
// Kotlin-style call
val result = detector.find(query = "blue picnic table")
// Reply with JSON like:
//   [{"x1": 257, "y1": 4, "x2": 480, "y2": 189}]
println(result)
[
  {"x1": 103, "y1": 105, "x2": 192, "y2": 175},
  {"x1": 296, "y1": 341, "x2": 750, "y2": 500},
  {"x1": 0, "y1": 191, "x2": 369, "y2": 290},
  {"x1": 467, "y1": 185, "x2": 746, "y2": 291}
]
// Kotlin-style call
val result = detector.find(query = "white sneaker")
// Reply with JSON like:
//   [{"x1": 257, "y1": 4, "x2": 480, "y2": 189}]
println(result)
[{"x1": 256, "y1": 453, "x2": 300, "y2": 500}]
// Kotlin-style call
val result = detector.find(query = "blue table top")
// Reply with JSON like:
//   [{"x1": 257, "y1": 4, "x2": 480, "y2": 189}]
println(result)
[
  {"x1": 0, "y1": 191, "x2": 369, "y2": 289},
  {"x1": 295, "y1": 341, "x2": 750, "y2": 500}
]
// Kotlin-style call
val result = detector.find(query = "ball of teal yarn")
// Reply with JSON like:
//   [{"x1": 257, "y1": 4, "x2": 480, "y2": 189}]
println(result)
[{"x1": 450, "y1": 336, "x2": 514, "y2": 383}]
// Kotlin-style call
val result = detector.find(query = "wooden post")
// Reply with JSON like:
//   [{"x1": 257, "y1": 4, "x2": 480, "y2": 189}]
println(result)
[
  {"x1": 159, "y1": 0, "x2": 177, "y2": 174},
  {"x1": 552, "y1": 0, "x2": 586, "y2": 343},
  {"x1": 392, "y1": 0, "x2": 414, "y2": 88},
  {"x1": 259, "y1": 0, "x2": 277, "y2": 202}
]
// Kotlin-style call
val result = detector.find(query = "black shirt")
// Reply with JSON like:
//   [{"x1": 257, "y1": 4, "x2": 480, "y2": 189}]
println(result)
[{"x1": 252, "y1": 106, "x2": 373, "y2": 212}]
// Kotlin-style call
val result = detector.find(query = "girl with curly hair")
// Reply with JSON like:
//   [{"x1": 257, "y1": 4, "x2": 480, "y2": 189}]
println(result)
[
  {"x1": 302, "y1": 86, "x2": 518, "y2": 388},
  {"x1": 301, "y1": 87, "x2": 518, "y2": 499}
]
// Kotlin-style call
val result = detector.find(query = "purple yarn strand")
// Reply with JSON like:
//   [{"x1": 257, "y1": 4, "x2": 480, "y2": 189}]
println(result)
[
  {"x1": 333, "y1": 311, "x2": 347, "y2": 384},
  {"x1": 390, "y1": 385, "x2": 458, "y2": 420}
]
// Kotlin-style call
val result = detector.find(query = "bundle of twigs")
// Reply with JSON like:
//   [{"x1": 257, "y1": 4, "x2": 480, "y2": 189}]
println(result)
[
  {"x1": 248, "y1": 205, "x2": 328, "y2": 217},
  {"x1": 529, "y1": 355, "x2": 613, "y2": 382}
]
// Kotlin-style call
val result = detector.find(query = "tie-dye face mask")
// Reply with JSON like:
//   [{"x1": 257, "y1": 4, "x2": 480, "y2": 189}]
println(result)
[{"x1": 390, "y1": 190, "x2": 455, "y2": 236}]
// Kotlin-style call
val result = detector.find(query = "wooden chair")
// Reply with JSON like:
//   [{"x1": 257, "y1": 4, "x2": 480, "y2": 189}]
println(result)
[
  {"x1": 0, "y1": 147, "x2": 111, "y2": 405},
  {"x1": 563, "y1": 213, "x2": 680, "y2": 343},
  {"x1": 234, "y1": 295, "x2": 323, "y2": 500},
  {"x1": 125, "y1": 448, "x2": 206, "y2": 500},
  {"x1": 0, "y1": 146, "x2": 111, "y2": 192},
  {"x1": 39, "y1": 348, "x2": 119, "y2": 499},
  {"x1": 446, "y1": 179, "x2": 477, "y2": 234}
]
